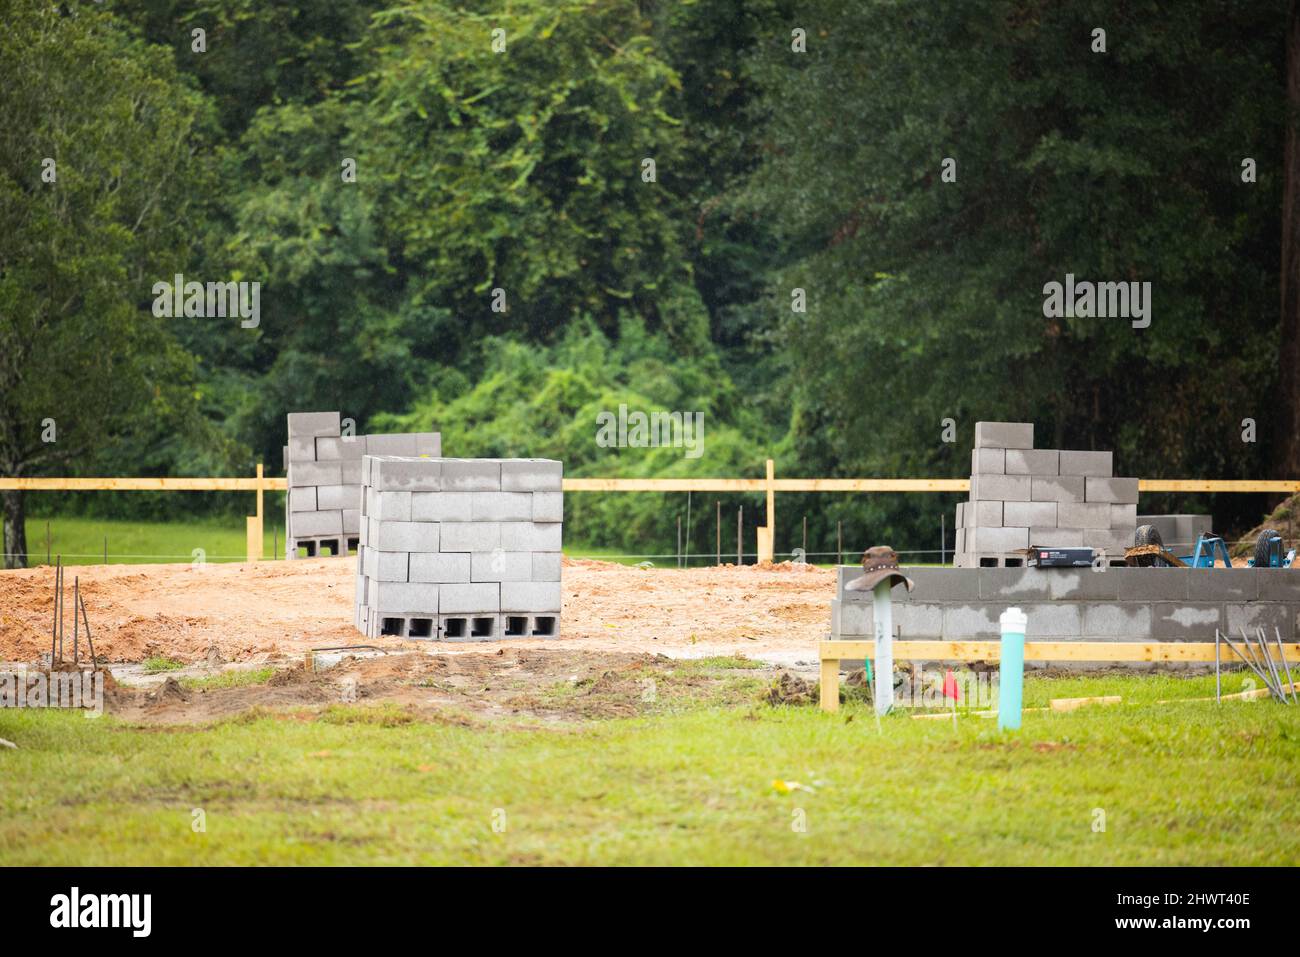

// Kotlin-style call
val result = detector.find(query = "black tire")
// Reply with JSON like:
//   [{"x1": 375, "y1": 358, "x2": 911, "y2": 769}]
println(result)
[
  {"x1": 1133, "y1": 523, "x2": 1164, "y2": 567},
  {"x1": 1254, "y1": 528, "x2": 1282, "y2": 568}
]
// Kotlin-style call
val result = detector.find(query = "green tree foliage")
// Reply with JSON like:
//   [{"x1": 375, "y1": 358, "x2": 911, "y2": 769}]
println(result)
[{"x1": 0, "y1": 2, "x2": 216, "y2": 565}]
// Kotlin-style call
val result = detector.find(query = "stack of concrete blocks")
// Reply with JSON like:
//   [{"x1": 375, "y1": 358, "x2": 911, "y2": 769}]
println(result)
[
  {"x1": 284, "y1": 412, "x2": 441, "y2": 558},
  {"x1": 353, "y1": 456, "x2": 563, "y2": 641},
  {"x1": 953, "y1": 422, "x2": 1139, "y2": 568},
  {"x1": 1137, "y1": 514, "x2": 1213, "y2": 552}
]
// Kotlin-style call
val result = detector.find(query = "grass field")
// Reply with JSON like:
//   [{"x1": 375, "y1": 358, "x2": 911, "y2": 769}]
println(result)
[
  {"x1": 1, "y1": 667, "x2": 1296, "y2": 866},
  {"x1": 20, "y1": 517, "x2": 861, "y2": 567}
]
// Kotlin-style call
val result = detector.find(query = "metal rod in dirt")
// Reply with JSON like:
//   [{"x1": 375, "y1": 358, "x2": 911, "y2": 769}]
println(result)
[
  {"x1": 1254, "y1": 626, "x2": 1285, "y2": 701},
  {"x1": 1239, "y1": 627, "x2": 1280, "y2": 698},
  {"x1": 50, "y1": 556, "x2": 59, "y2": 665},
  {"x1": 1220, "y1": 630, "x2": 1277, "y2": 695},
  {"x1": 57, "y1": 556, "x2": 63, "y2": 664},
  {"x1": 72, "y1": 576, "x2": 79, "y2": 665},
  {"x1": 1274, "y1": 626, "x2": 1298, "y2": 704},
  {"x1": 78, "y1": 591, "x2": 97, "y2": 672},
  {"x1": 736, "y1": 505, "x2": 742, "y2": 566}
]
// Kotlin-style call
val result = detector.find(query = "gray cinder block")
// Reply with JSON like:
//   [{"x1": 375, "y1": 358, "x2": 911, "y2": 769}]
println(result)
[
  {"x1": 895, "y1": 602, "x2": 944, "y2": 637},
  {"x1": 471, "y1": 551, "x2": 532, "y2": 582},
  {"x1": 369, "y1": 519, "x2": 439, "y2": 552},
  {"x1": 290, "y1": 461, "x2": 342, "y2": 487},
  {"x1": 1030, "y1": 526, "x2": 1082, "y2": 547},
  {"x1": 364, "y1": 548, "x2": 409, "y2": 583},
  {"x1": 367, "y1": 489, "x2": 412, "y2": 522},
  {"x1": 1110, "y1": 504, "x2": 1137, "y2": 527},
  {"x1": 1082, "y1": 603, "x2": 1151, "y2": 637},
  {"x1": 532, "y1": 492, "x2": 563, "y2": 523},
  {"x1": 292, "y1": 510, "x2": 343, "y2": 537},
  {"x1": 965, "y1": 500, "x2": 1001, "y2": 527},
  {"x1": 288, "y1": 436, "x2": 317, "y2": 462},
  {"x1": 1057, "y1": 502, "x2": 1111, "y2": 529},
  {"x1": 411, "y1": 491, "x2": 473, "y2": 523},
  {"x1": 971, "y1": 448, "x2": 1005, "y2": 475},
  {"x1": 409, "y1": 551, "x2": 472, "y2": 584},
  {"x1": 500, "y1": 522, "x2": 563, "y2": 551},
  {"x1": 500, "y1": 581, "x2": 562, "y2": 613},
  {"x1": 373, "y1": 457, "x2": 441, "y2": 492},
  {"x1": 532, "y1": 553, "x2": 562, "y2": 581},
  {"x1": 365, "y1": 433, "x2": 420, "y2": 457},
  {"x1": 942, "y1": 604, "x2": 1001, "y2": 637},
  {"x1": 342, "y1": 509, "x2": 361, "y2": 535},
  {"x1": 970, "y1": 474, "x2": 1031, "y2": 502},
  {"x1": 1005, "y1": 449, "x2": 1059, "y2": 475},
  {"x1": 290, "y1": 488, "x2": 317, "y2": 512},
  {"x1": 1258, "y1": 570, "x2": 1300, "y2": 601},
  {"x1": 341, "y1": 460, "x2": 363, "y2": 485},
  {"x1": 1226, "y1": 602, "x2": 1292, "y2": 639},
  {"x1": 317, "y1": 484, "x2": 360, "y2": 510},
  {"x1": 1150, "y1": 602, "x2": 1224, "y2": 638},
  {"x1": 831, "y1": 598, "x2": 874, "y2": 637},
  {"x1": 970, "y1": 526, "x2": 1028, "y2": 552},
  {"x1": 974, "y1": 421, "x2": 1034, "y2": 449},
  {"x1": 1083, "y1": 528, "x2": 1134, "y2": 552},
  {"x1": 442, "y1": 459, "x2": 502, "y2": 491},
  {"x1": 470, "y1": 492, "x2": 534, "y2": 522},
  {"x1": 1114, "y1": 567, "x2": 1189, "y2": 601},
  {"x1": 501, "y1": 459, "x2": 563, "y2": 491},
  {"x1": 1184, "y1": 568, "x2": 1258, "y2": 601},
  {"x1": 316, "y1": 436, "x2": 366, "y2": 461},
  {"x1": 1003, "y1": 501, "x2": 1057, "y2": 527},
  {"x1": 414, "y1": 432, "x2": 441, "y2": 456},
  {"x1": 1016, "y1": 602, "x2": 1083, "y2": 637},
  {"x1": 372, "y1": 581, "x2": 439, "y2": 614},
  {"x1": 1031, "y1": 475, "x2": 1086, "y2": 502},
  {"x1": 440, "y1": 582, "x2": 501, "y2": 614},
  {"x1": 439, "y1": 522, "x2": 501, "y2": 552},
  {"x1": 287, "y1": 411, "x2": 341, "y2": 438},
  {"x1": 1085, "y1": 477, "x2": 1139, "y2": 504},
  {"x1": 1059, "y1": 450, "x2": 1113, "y2": 477}
]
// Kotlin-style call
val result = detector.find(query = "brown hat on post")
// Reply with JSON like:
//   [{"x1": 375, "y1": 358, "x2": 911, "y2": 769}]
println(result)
[{"x1": 845, "y1": 545, "x2": 915, "y2": 593}]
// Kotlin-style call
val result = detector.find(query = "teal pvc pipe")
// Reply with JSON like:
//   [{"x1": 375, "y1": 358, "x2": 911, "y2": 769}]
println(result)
[{"x1": 998, "y1": 608, "x2": 1026, "y2": 731}]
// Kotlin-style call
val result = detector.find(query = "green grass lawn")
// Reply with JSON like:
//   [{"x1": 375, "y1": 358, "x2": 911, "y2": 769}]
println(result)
[{"x1": 1, "y1": 669, "x2": 1296, "y2": 865}]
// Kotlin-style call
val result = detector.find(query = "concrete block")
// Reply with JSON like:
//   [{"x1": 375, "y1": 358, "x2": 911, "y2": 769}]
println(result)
[
  {"x1": 409, "y1": 551, "x2": 472, "y2": 584},
  {"x1": 969, "y1": 474, "x2": 1031, "y2": 502},
  {"x1": 291, "y1": 510, "x2": 343, "y2": 537},
  {"x1": 316, "y1": 436, "x2": 365, "y2": 461},
  {"x1": 367, "y1": 489, "x2": 412, "y2": 522},
  {"x1": 1083, "y1": 603, "x2": 1152, "y2": 637},
  {"x1": 895, "y1": 603, "x2": 944, "y2": 637},
  {"x1": 1151, "y1": 603, "x2": 1224, "y2": 639},
  {"x1": 287, "y1": 411, "x2": 341, "y2": 439},
  {"x1": 971, "y1": 448, "x2": 1005, "y2": 474},
  {"x1": 501, "y1": 459, "x2": 563, "y2": 492},
  {"x1": 500, "y1": 581, "x2": 562, "y2": 613},
  {"x1": 1003, "y1": 501, "x2": 1056, "y2": 527},
  {"x1": 470, "y1": 492, "x2": 534, "y2": 522},
  {"x1": 1058, "y1": 502, "x2": 1111, "y2": 529},
  {"x1": 1005, "y1": 449, "x2": 1059, "y2": 475},
  {"x1": 371, "y1": 581, "x2": 439, "y2": 615},
  {"x1": 942, "y1": 604, "x2": 1001, "y2": 638},
  {"x1": 370, "y1": 519, "x2": 439, "y2": 552},
  {"x1": 442, "y1": 459, "x2": 502, "y2": 491},
  {"x1": 414, "y1": 432, "x2": 442, "y2": 457},
  {"x1": 831, "y1": 598, "x2": 874, "y2": 636},
  {"x1": 1031, "y1": 475, "x2": 1085, "y2": 502},
  {"x1": 290, "y1": 488, "x2": 317, "y2": 512},
  {"x1": 342, "y1": 509, "x2": 361, "y2": 535},
  {"x1": 411, "y1": 491, "x2": 473, "y2": 523},
  {"x1": 1113, "y1": 568, "x2": 1187, "y2": 601},
  {"x1": 974, "y1": 421, "x2": 1034, "y2": 449},
  {"x1": 341, "y1": 460, "x2": 363, "y2": 485},
  {"x1": 1226, "y1": 602, "x2": 1293, "y2": 639},
  {"x1": 1085, "y1": 477, "x2": 1139, "y2": 504},
  {"x1": 500, "y1": 522, "x2": 563, "y2": 551},
  {"x1": 955, "y1": 502, "x2": 965, "y2": 528},
  {"x1": 970, "y1": 526, "x2": 1028, "y2": 552},
  {"x1": 1030, "y1": 527, "x2": 1083, "y2": 547},
  {"x1": 1018, "y1": 603, "x2": 1083, "y2": 637},
  {"x1": 1185, "y1": 568, "x2": 1258, "y2": 602},
  {"x1": 1059, "y1": 450, "x2": 1113, "y2": 477},
  {"x1": 955, "y1": 527, "x2": 966, "y2": 554},
  {"x1": 1258, "y1": 569, "x2": 1300, "y2": 601},
  {"x1": 288, "y1": 436, "x2": 317, "y2": 462},
  {"x1": 532, "y1": 553, "x2": 562, "y2": 582},
  {"x1": 364, "y1": 548, "x2": 409, "y2": 582},
  {"x1": 289, "y1": 461, "x2": 342, "y2": 487},
  {"x1": 470, "y1": 551, "x2": 532, "y2": 582},
  {"x1": 439, "y1": 614, "x2": 501, "y2": 642},
  {"x1": 1082, "y1": 528, "x2": 1135, "y2": 552},
  {"x1": 966, "y1": 500, "x2": 1002, "y2": 527},
  {"x1": 354, "y1": 571, "x2": 368, "y2": 607},
  {"x1": 440, "y1": 582, "x2": 501, "y2": 614},
  {"x1": 1110, "y1": 504, "x2": 1137, "y2": 527},
  {"x1": 373, "y1": 457, "x2": 441, "y2": 492},
  {"x1": 365, "y1": 433, "x2": 420, "y2": 457},
  {"x1": 1173, "y1": 515, "x2": 1214, "y2": 547},
  {"x1": 439, "y1": 522, "x2": 501, "y2": 552},
  {"x1": 532, "y1": 492, "x2": 564, "y2": 523},
  {"x1": 902, "y1": 567, "x2": 980, "y2": 602},
  {"x1": 317, "y1": 484, "x2": 360, "y2": 510},
  {"x1": 980, "y1": 566, "x2": 1116, "y2": 601}
]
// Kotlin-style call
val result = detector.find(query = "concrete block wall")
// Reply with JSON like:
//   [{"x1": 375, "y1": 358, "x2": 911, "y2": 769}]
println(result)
[
  {"x1": 954, "y1": 422, "x2": 1138, "y2": 568},
  {"x1": 354, "y1": 456, "x2": 563, "y2": 641},
  {"x1": 828, "y1": 565, "x2": 1300, "y2": 666},
  {"x1": 1136, "y1": 514, "x2": 1213, "y2": 552},
  {"x1": 284, "y1": 412, "x2": 440, "y2": 558}
]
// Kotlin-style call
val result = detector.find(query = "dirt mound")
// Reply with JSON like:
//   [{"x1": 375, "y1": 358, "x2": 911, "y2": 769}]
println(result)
[
  {"x1": 764, "y1": 670, "x2": 815, "y2": 706},
  {"x1": 1233, "y1": 493, "x2": 1299, "y2": 559},
  {"x1": 146, "y1": 676, "x2": 191, "y2": 705}
]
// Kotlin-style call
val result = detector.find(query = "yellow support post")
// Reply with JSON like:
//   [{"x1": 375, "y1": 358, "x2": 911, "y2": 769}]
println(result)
[
  {"x1": 757, "y1": 458, "x2": 776, "y2": 563},
  {"x1": 245, "y1": 463, "x2": 264, "y2": 563}
]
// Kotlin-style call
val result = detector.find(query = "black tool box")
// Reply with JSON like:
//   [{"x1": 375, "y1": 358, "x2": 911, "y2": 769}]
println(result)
[{"x1": 1027, "y1": 546, "x2": 1096, "y2": 567}]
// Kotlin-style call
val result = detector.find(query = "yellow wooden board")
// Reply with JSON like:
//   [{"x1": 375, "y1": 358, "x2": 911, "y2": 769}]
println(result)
[{"x1": 819, "y1": 639, "x2": 1300, "y2": 663}]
